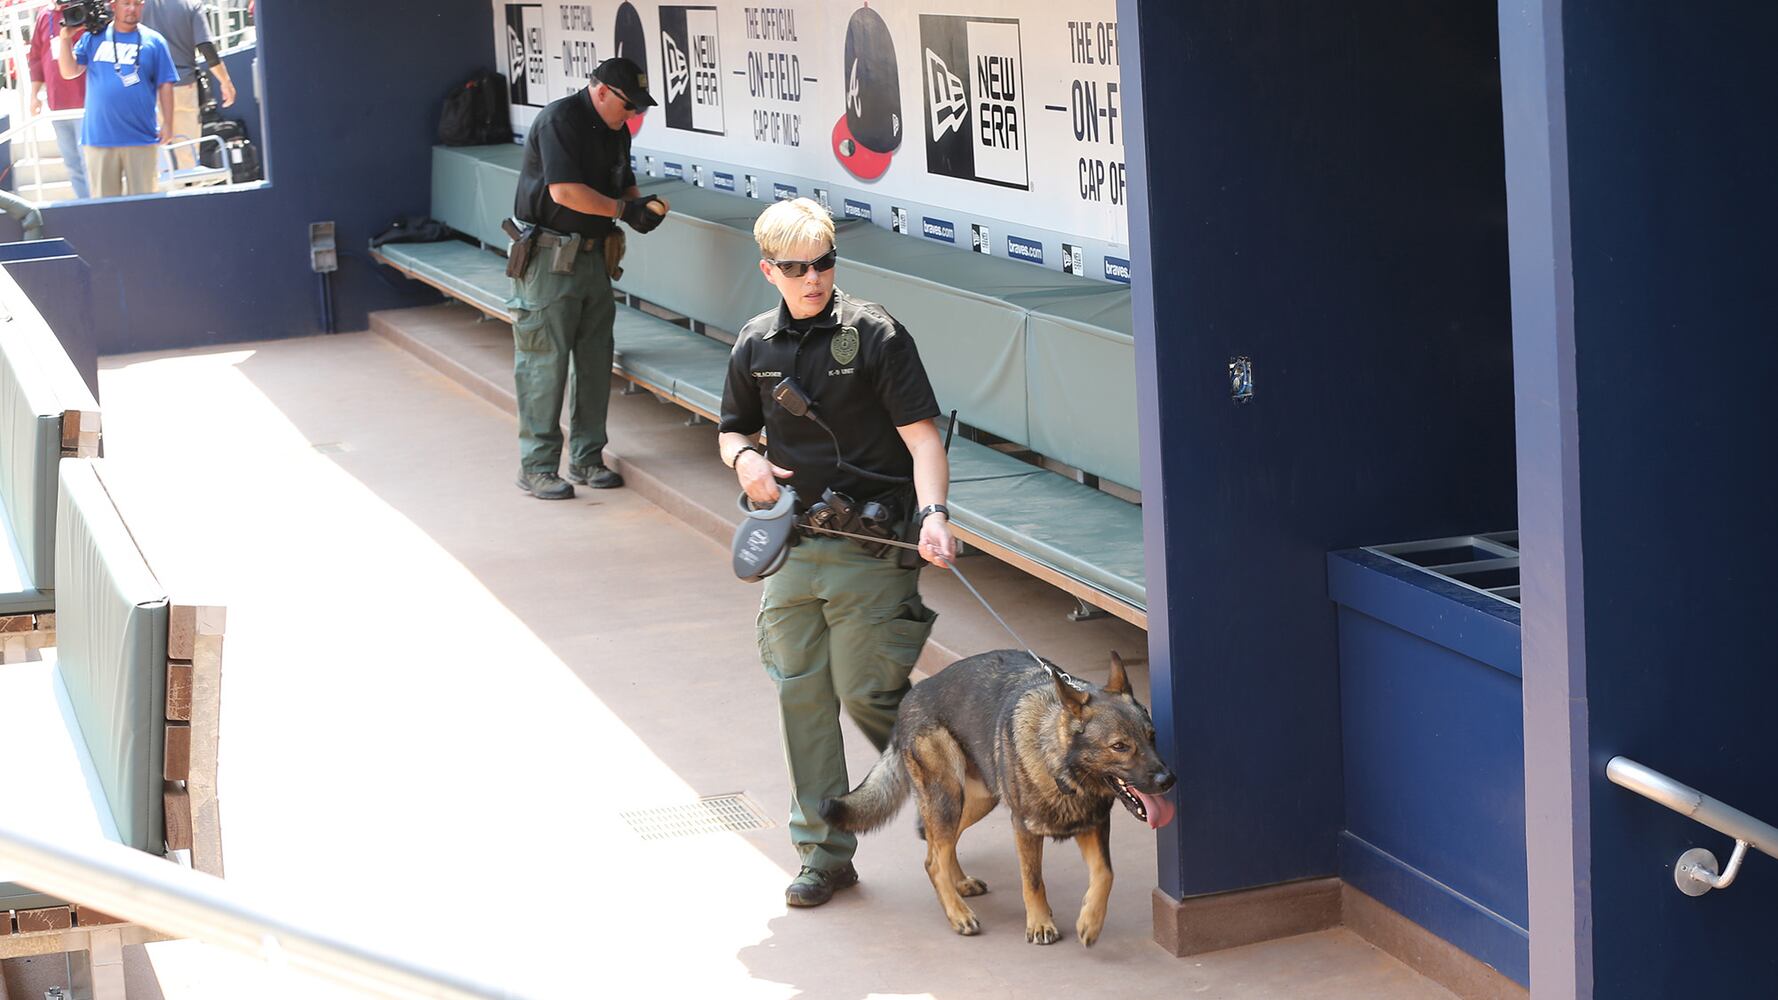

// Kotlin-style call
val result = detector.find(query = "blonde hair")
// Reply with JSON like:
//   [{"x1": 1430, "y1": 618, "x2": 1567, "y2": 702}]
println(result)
[{"x1": 753, "y1": 198, "x2": 835, "y2": 259}]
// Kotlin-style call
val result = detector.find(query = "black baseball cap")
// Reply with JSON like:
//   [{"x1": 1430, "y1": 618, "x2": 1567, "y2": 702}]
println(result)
[
  {"x1": 593, "y1": 56, "x2": 658, "y2": 109},
  {"x1": 832, "y1": 6, "x2": 901, "y2": 181},
  {"x1": 612, "y1": 4, "x2": 650, "y2": 132}
]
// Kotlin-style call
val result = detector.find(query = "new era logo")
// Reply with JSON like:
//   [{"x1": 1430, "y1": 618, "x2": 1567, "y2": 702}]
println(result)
[
  {"x1": 924, "y1": 50, "x2": 967, "y2": 140},
  {"x1": 663, "y1": 33, "x2": 689, "y2": 103}
]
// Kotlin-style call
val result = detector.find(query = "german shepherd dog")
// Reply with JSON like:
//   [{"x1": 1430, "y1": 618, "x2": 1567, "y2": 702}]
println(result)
[{"x1": 820, "y1": 650, "x2": 1176, "y2": 945}]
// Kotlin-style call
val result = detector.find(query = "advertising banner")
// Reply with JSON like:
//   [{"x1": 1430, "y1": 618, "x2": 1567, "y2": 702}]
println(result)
[{"x1": 487, "y1": 0, "x2": 1129, "y2": 279}]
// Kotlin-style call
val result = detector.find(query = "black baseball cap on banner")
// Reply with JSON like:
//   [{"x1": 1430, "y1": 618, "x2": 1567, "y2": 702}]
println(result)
[
  {"x1": 832, "y1": 5, "x2": 901, "y2": 181},
  {"x1": 593, "y1": 56, "x2": 658, "y2": 109},
  {"x1": 613, "y1": 3, "x2": 650, "y2": 132}
]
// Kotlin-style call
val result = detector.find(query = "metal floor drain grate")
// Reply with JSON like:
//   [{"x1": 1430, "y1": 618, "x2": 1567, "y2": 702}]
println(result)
[{"x1": 619, "y1": 794, "x2": 774, "y2": 841}]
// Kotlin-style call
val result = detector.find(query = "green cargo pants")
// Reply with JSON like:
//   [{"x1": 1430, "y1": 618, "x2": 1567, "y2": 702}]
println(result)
[
  {"x1": 758, "y1": 535, "x2": 937, "y2": 872},
  {"x1": 506, "y1": 238, "x2": 617, "y2": 474}
]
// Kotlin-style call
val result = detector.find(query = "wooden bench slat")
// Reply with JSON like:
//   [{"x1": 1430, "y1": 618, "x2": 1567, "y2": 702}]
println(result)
[{"x1": 15, "y1": 906, "x2": 72, "y2": 933}]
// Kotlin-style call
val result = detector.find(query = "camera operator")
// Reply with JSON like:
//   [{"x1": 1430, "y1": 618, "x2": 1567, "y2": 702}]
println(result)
[
  {"x1": 718, "y1": 197, "x2": 955, "y2": 907},
  {"x1": 28, "y1": 3, "x2": 89, "y2": 199},
  {"x1": 142, "y1": 0, "x2": 237, "y2": 171},
  {"x1": 55, "y1": 0, "x2": 178, "y2": 197}
]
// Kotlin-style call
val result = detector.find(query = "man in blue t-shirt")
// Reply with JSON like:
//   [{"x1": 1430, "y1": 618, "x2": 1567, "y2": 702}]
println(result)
[{"x1": 54, "y1": 0, "x2": 178, "y2": 198}]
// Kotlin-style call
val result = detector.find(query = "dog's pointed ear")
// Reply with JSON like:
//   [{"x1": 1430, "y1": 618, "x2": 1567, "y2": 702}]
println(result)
[
  {"x1": 1105, "y1": 651, "x2": 1132, "y2": 696},
  {"x1": 1053, "y1": 668, "x2": 1091, "y2": 715}
]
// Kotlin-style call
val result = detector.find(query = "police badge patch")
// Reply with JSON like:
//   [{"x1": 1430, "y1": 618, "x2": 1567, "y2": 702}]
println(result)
[{"x1": 831, "y1": 326, "x2": 860, "y2": 366}]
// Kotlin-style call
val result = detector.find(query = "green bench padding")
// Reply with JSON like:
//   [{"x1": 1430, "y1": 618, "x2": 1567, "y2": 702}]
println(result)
[
  {"x1": 948, "y1": 470, "x2": 1147, "y2": 610},
  {"x1": 53, "y1": 459, "x2": 169, "y2": 855},
  {"x1": 375, "y1": 239, "x2": 514, "y2": 318},
  {"x1": 373, "y1": 239, "x2": 739, "y2": 414},
  {"x1": 944, "y1": 437, "x2": 1046, "y2": 485},
  {"x1": 1, "y1": 271, "x2": 101, "y2": 611},
  {"x1": 432, "y1": 144, "x2": 527, "y2": 249},
  {"x1": 412, "y1": 149, "x2": 1147, "y2": 615},
  {"x1": 1008, "y1": 285, "x2": 1137, "y2": 490},
  {"x1": 610, "y1": 310, "x2": 731, "y2": 414}
]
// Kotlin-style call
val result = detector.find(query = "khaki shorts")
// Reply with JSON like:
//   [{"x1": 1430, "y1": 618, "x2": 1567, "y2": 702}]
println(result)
[
  {"x1": 167, "y1": 83, "x2": 203, "y2": 170},
  {"x1": 84, "y1": 146, "x2": 159, "y2": 198}
]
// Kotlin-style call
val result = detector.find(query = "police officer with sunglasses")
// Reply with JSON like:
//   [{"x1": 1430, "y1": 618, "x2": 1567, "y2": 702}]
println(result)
[
  {"x1": 508, "y1": 57, "x2": 667, "y2": 499},
  {"x1": 719, "y1": 197, "x2": 956, "y2": 907}
]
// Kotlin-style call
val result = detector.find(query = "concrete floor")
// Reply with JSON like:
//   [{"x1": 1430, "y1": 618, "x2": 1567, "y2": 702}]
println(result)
[{"x1": 38, "y1": 309, "x2": 1457, "y2": 999}]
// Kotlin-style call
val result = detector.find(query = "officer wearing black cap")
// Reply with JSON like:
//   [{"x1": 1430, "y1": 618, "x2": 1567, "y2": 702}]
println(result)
[
  {"x1": 508, "y1": 57, "x2": 668, "y2": 500},
  {"x1": 719, "y1": 197, "x2": 956, "y2": 907}
]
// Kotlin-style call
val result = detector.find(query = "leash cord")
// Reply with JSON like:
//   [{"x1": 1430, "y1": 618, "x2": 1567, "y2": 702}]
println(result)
[{"x1": 798, "y1": 523, "x2": 1068, "y2": 684}]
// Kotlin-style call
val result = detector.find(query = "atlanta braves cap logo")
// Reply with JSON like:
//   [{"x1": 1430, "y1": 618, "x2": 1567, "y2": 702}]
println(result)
[{"x1": 832, "y1": 5, "x2": 902, "y2": 181}]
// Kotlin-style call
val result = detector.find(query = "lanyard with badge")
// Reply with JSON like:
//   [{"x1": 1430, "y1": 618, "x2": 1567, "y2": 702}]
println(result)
[{"x1": 107, "y1": 26, "x2": 141, "y2": 87}]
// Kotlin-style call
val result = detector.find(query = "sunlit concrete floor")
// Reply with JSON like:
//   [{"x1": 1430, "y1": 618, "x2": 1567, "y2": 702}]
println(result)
[{"x1": 8, "y1": 315, "x2": 1456, "y2": 999}]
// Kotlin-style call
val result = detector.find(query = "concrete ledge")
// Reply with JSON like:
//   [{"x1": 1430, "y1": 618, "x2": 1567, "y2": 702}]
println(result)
[
  {"x1": 1152, "y1": 877, "x2": 1341, "y2": 956},
  {"x1": 1342, "y1": 886, "x2": 1527, "y2": 1000}
]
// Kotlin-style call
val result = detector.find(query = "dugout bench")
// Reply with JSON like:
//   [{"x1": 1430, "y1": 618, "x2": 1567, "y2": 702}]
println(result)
[{"x1": 373, "y1": 144, "x2": 1146, "y2": 628}]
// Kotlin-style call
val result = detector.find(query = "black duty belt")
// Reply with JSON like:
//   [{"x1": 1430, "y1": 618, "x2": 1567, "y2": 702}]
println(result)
[
  {"x1": 532, "y1": 229, "x2": 604, "y2": 253},
  {"x1": 731, "y1": 485, "x2": 1078, "y2": 690}
]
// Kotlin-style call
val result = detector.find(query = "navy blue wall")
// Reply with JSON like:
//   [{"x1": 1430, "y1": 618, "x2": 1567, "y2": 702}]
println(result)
[
  {"x1": 1123, "y1": 0, "x2": 1517, "y2": 898},
  {"x1": 0, "y1": 2, "x2": 484, "y2": 353},
  {"x1": 1560, "y1": 5, "x2": 1778, "y2": 997}
]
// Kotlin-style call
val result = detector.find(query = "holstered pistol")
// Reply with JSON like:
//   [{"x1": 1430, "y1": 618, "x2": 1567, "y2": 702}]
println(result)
[
  {"x1": 604, "y1": 229, "x2": 627, "y2": 281},
  {"x1": 504, "y1": 219, "x2": 538, "y2": 280}
]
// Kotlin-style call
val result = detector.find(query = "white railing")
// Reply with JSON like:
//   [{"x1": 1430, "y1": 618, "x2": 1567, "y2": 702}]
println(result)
[
  {"x1": 204, "y1": 0, "x2": 257, "y2": 54},
  {"x1": 1605, "y1": 756, "x2": 1778, "y2": 896},
  {"x1": 0, "y1": 821, "x2": 511, "y2": 999}
]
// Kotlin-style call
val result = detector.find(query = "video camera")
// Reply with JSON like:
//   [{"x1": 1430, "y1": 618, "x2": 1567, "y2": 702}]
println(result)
[{"x1": 56, "y1": 0, "x2": 113, "y2": 34}]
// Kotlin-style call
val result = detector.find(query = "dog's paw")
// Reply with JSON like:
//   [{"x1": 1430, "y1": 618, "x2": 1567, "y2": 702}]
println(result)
[
  {"x1": 1026, "y1": 918, "x2": 1061, "y2": 945},
  {"x1": 957, "y1": 876, "x2": 988, "y2": 897},
  {"x1": 949, "y1": 908, "x2": 982, "y2": 936},
  {"x1": 1076, "y1": 911, "x2": 1104, "y2": 947}
]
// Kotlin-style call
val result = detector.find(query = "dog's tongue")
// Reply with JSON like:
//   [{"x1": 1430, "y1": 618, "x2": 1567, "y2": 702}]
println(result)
[{"x1": 1135, "y1": 789, "x2": 1176, "y2": 830}]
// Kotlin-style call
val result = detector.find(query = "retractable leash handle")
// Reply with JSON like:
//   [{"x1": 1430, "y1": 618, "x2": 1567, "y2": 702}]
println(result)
[{"x1": 732, "y1": 485, "x2": 800, "y2": 582}]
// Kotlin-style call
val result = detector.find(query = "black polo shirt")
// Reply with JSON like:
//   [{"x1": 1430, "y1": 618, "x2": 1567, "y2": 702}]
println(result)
[
  {"x1": 720, "y1": 290, "x2": 940, "y2": 508},
  {"x1": 514, "y1": 88, "x2": 636, "y2": 238}
]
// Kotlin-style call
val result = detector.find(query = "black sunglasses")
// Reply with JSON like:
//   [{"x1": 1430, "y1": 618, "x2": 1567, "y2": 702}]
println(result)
[
  {"x1": 605, "y1": 85, "x2": 639, "y2": 113},
  {"x1": 766, "y1": 247, "x2": 839, "y2": 278}
]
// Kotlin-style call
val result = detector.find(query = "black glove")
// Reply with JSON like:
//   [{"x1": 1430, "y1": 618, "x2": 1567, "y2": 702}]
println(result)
[{"x1": 619, "y1": 197, "x2": 666, "y2": 234}]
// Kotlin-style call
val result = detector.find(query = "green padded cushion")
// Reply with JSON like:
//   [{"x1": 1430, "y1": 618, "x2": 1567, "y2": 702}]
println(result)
[
  {"x1": 375, "y1": 241, "x2": 513, "y2": 319},
  {"x1": 611, "y1": 310, "x2": 732, "y2": 411},
  {"x1": 430, "y1": 146, "x2": 485, "y2": 242},
  {"x1": 1017, "y1": 294, "x2": 1138, "y2": 490},
  {"x1": 945, "y1": 437, "x2": 1046, "y2": 485},
  {"x1": 832, "y1": 225, "x2": 1033, "y2": 448},
  {"x1": 54, "y1": 460, "x2": 169, "y2": 854},
  {"x1": 1, "y1": 272, "x2": 101, "y2": 594},
  {"x1": 431, "y1": 144, "x2": 527, "y2": 248},
  {"x1": 948, "y1": 471, "x2": 1146, "y2": 611}
]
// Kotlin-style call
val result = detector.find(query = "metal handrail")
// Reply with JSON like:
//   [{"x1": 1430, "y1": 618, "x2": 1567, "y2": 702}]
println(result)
[
  {"x1": 0, "y1": 822, "x2": 511, "y2": 999},
  {"x1": 1606, "y1": 756, "x2": 1778, "y2": 895}
]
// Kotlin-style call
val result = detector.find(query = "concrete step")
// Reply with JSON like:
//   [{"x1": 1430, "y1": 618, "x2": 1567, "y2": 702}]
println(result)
[
  {"x1": 11, "y1": 157, "x2": 72, "y2": 184},
  {"x1": 14, "y1": 181, "x2": 77, "y2": 204}
]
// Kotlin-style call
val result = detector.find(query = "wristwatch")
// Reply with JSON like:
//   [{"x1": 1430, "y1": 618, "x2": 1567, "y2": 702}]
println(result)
[{"x1": 916, "y1": 503, "x2": 950, "y2": 523}]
